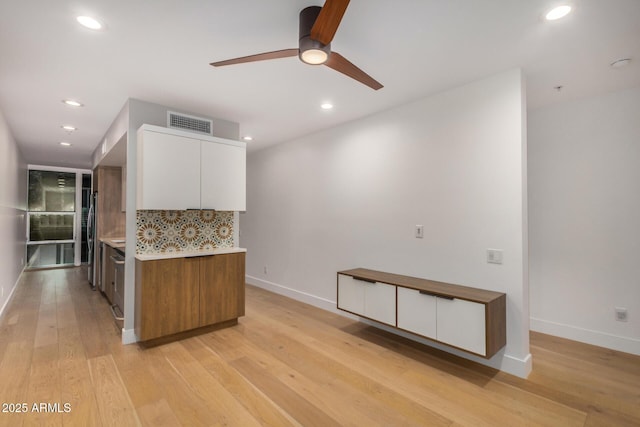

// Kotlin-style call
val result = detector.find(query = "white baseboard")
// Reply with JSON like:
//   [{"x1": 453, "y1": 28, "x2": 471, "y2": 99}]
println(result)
[
  {"x1": 246, "y1": 275, "x2": 532, "y2": 379},
  {"x1": 531, "y1": 317, "x2": 640, "y2": 356},
  {"x1": 362, "y1": 318, "x2": 532, "y2": 379},
  {"x1": 121, "y1": 328, "x2": 138, "y2": 345},
  {"x1": 245, "y1": 275, "x2": 338, "y2": 313},
  {"x1": 0, "y1": 267, "x2": 24, "y2": 320}
]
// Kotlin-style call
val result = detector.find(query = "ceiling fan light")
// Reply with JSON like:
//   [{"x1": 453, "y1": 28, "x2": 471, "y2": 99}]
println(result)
[{"x1": 301, "y1": 48, "x2": 328, "y2": 65}]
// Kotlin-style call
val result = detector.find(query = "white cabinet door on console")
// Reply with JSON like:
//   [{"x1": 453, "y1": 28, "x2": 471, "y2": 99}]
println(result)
[
  {"x1": 337, "y1": 274, "x2": 365, "y2": 316},
  {"x1": 397, "y1": 287, "x2": 437, "y2": 340},
  {"x1": 201, "y1": 140, "x2": 246, "y2": 211},
  {"x1": 437, "y1": 298, "x2": 486, "y2": 356},
  {"x1": 137, "y1": 129, "x2": 201, "y2": 210},
  {"x1": 364, "y1": 281, "x2": 396, "y2": 326},
  {"x1": 337, "y1": 274, "x2": 396, "y2": 326}
]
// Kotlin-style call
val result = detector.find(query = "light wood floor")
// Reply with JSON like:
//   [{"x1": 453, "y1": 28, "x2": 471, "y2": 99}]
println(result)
[{"x1": 0, "y1": 267, "x2": 639, "y2": 426}]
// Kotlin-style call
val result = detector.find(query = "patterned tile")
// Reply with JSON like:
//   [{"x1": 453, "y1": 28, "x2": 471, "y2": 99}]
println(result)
[{"x1": 136, "y1": 210, "x2": 234, "y2": 254}]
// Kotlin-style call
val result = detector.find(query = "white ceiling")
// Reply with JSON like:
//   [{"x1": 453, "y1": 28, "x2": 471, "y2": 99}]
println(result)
[{"x1": 1, "y1": 0, "x2": 638, "y2": 169}]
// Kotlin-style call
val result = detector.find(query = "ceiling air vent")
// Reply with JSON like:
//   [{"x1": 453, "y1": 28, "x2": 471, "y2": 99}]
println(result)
[{"x1": 167, "y1": 111, "x2": 213, "y2": 135}]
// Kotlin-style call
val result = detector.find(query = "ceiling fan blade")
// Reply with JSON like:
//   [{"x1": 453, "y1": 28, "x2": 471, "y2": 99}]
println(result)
[
  {"x1": 211, "y1": 49, "x2": 298, "y2": 67},
  {"x1": 324, "y1": 52, "x2": 383, "y2": 90},
  {"x1": 310, "y1": 0, "x2": 350, "y2": 45}
]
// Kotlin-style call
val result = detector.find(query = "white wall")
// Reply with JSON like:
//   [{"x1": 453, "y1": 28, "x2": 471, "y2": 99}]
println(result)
[
  {"x1": 529, "y1": 86, "x2": 640, "y2": 355},
  {"x1": 0, "y1": 109, "x2": 27, "y2": 317},
  {"x1": 242, "y1": 69, "x2": 531, "y2": 377}
]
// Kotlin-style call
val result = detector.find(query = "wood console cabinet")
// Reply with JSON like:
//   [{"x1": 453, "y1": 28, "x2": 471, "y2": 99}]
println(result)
[
  {"x1": 135, "y1": 252, "x2": 245, "y2": 341},
  {"x1": 337, "y1": 268, "x2": 506, "y2": 358}
]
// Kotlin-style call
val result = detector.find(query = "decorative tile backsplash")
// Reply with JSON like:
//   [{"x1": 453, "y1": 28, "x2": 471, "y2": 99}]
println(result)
[{"x1": 136, "y1": 210, "x2": 234, "y2": 254}]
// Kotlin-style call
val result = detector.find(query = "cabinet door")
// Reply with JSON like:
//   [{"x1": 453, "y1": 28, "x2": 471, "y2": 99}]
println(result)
[
  {"x1": 137, "y1": 129, "x2": 201, "y2": 210},
  {"x1": 135, "y1": 258, "x2": 200, "y2": 341},
  {"x1": 200, "y1": 140, "x2": 246, "y2": 211},
  {"x1": 102, "y1": 245, "x2": 115, "y2": 303},
  {"x1": 364, "y1": 281, "x2": 396, "y2": 326},
  {"x1": 337, "y1": 274, "x2": 365, "y2": 316},
  {"x1": 338, "y1": 275, "x2": 396, "y2": 325},
  {"x1": 436, "y1": 298, "x2": 486, "y2": 356},
  {"x1": 199, "y1": 253, "x2": 245, "y2": 326},
  {"x1": 397, "y1": 287, "x2": 437, "y2": 339}
]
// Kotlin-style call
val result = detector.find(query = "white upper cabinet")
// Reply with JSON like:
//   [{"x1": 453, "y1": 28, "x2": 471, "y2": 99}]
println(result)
[
  {"x1": 137, "y1": 127, "x2": 201, "y2": 210},
  {"x1": 137, "y1": 125, "x2": 246, "y2": 211},
  {"x1": 201, "y1": 139, "x2": 246, "y2": 211}
]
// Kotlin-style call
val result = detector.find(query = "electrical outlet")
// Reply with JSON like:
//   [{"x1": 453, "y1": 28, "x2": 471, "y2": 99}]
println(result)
[
  {"x1": 415, "y1": 225, "x2": 424, "y2": 239},
  {"x1": 487, "y1": 249, "x2": 503, "y2": 264},
  {"x1": 615, "y1": 307, "x2": 628, "y2": 322},
  {"x1": 263, "y1": 266, "x2": 268, "y2": 275}
]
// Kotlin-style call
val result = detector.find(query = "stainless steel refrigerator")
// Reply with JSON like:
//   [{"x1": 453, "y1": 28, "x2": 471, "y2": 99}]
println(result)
[{"x1": 87, "y1": 191, "x2": 98, "y2": 288}]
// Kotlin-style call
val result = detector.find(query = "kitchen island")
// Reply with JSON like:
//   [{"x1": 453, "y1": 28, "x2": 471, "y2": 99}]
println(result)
[{"x1": 134, "y1": 247, "x2": 246, "y2": 343}]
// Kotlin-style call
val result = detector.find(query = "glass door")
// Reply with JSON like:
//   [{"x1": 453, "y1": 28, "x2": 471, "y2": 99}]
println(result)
[{"x1": 26, "y1": 169, "x2": 82, "y2": 269}]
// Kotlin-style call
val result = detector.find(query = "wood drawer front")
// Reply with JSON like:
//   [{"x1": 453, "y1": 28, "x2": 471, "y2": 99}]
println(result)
[
  {"x1": 436, "y1": 298, "x2": 486, "y2": 356},
  {"x1": 397, "y1": 287, "x2": 437, "y2": 340}
]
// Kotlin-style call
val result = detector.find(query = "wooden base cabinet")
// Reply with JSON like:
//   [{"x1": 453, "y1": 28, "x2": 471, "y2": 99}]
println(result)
[
  {"x1": 338, "y1": 269, "x2": 506, "y2": 359},
  {"x1": 102, "y1": 244, "x2": 116, "y2": 303},
  {"x1": 199, "y1": 252, "x2": 245, "y2": 326},
  {"x1": 135, "y1": 252, "x2": 245, "y2": 342},
  {"x1": 135, "y1": 257, "x2": 200, "y2": 341}
]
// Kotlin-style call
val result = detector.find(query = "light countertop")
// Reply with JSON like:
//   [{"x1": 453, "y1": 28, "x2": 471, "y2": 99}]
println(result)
[
  {"x1": 135, "y1": 247, "x2": 246, "y2": 261},
  {"x1": 100, "y1": 237, "x2": 126, "y2": 250}
]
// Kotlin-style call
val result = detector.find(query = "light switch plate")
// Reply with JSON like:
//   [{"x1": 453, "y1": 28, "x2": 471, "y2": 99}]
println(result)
[
  {"x1": 615, "y1": 307, "x2": 628, "y2": 322},
  {"x1": 487, "y1": 249, "x2": 503, "y2": 264},
  {"x1": 415, "y1": 225, "x2": 424, "y2": 238}
]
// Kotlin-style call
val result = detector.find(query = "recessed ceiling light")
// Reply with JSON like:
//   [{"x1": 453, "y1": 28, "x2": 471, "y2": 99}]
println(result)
[
  {"x1": 545, "y1": 5, "x2": 571, "y2": 21},
  {"x1": 76, "y1": 15, "x2": 103, "y2": 30},
  {"x1": 610, "y1": 58, "x2": 631, "y2": 68},
  {"x1": 61, "y1": 125, "x2": 77, "y2": 131},
  {"x1": 242, "y1": 136, "x2": 253, "y2": 141},
  {"x1": 62, "y1": 99, "x2": 83, "y2": 107},
  {"x1": 321, "y1": 103, "x2": 333, "y2": 110},
  {"x1": 60, "y1": 142, "x2": 72, "y2": 147}
]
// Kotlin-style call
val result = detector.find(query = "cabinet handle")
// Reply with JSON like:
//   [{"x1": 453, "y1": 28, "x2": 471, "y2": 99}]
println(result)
[
  {"x1": 352, "y1": 276, "x2": 376, "y2": 284},
  {"x1": 419, "y1": 290, "x2": 454, "y2": 300}
]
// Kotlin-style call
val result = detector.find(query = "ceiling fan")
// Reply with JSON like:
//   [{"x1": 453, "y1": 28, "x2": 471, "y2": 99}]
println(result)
[{"x1": 210, "y1": 0, "x2": 383, "y2": 90}]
